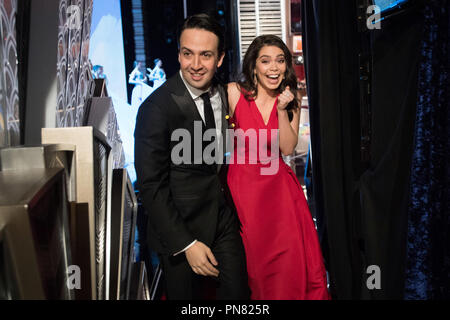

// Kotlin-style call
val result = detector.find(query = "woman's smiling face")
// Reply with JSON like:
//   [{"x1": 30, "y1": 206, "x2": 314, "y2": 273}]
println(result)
[{"x1": 254, "y1": 45, "x2": 287, "y2": 93}]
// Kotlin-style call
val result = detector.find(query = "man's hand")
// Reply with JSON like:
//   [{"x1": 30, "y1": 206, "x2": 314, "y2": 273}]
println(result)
[{"x1": 185, "y1": 241, "x2": 219, "y2": 277}]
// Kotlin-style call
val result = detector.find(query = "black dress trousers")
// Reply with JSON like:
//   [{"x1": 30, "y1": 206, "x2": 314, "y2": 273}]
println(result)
[{"x1": 159, "y1": 204, "x2": 250, "y2": 300}]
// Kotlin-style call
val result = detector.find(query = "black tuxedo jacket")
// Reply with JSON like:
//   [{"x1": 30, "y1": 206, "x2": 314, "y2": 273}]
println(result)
[{"x1": 134, "y1": 72, "x2": 231, "y2": 255}]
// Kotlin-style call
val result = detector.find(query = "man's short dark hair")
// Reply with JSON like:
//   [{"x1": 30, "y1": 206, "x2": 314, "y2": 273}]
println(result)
[{"x1": 177, "y1": 13, "x2": 225, "y2": 54}]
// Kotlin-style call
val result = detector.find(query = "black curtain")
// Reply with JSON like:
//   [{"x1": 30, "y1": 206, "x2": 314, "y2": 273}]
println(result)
[
  {"x1": 360, "y1": 3, "x2": 424, "y2": 300},
  {"x1": 404, "y1": 0, "x2": 450, "y2": 300},
  {"x1": 302, "y1": 0, "x2": 426, "y2": 299},
  {"x1": 301, "y1": 0, "x2": 364, "y2": 299}
]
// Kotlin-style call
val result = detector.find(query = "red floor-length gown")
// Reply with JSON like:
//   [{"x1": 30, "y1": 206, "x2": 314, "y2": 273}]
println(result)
[{"x1": 227, "y1": 93, "x2": 330, "y2": 300}]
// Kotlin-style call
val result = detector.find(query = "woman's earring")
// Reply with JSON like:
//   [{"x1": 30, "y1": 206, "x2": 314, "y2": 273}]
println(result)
[{"x1": 253, "y1": 73, "x2": 258, "y2": 86}]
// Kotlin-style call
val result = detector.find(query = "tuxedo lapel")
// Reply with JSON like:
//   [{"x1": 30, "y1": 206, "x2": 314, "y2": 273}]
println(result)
[
  {"x1": 217, "y1": 83, "x2": 229, "y2": 172},
  {"x1": 169, "y1": 73, "x2": 215, "y2": 173},
  {"x1": 170, "y1": 73, "x2": 203, "y2": 125},
  {"x1": 217, "y1": 84, "x2": 229, "y2": 143},
  {"x1": 169, "y1": 73, "x2": 228, "y2": 173}
]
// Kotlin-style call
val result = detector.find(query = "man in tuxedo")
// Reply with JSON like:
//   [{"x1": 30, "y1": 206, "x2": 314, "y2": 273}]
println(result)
[{"x1": 134, "y1": 14, "x2": 249, "y2": 300}]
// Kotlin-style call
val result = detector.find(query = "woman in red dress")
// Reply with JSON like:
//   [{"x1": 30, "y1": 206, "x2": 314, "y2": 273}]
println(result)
[{"x1": 226, "y1": 35, "x2": 330, "y2": 300}]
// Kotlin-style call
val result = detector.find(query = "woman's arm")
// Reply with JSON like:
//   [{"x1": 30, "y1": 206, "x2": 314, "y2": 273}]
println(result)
[
  {"x1": 277, "y1": 86, "x2": 300, "y2": 156},
  {"x1": 129, "y1": 68, "x2": 140, "y2": 85},
  {"x1": 148, "y1": 67, "x2": 158, "y2": 80},
  {"x1": 227, "y1": 82, "x2": 241, "y2": 117}
]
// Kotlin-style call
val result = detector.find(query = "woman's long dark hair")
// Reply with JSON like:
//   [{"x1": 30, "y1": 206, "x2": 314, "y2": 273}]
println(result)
[{"x1": 238, "y1": 35, "x2": 299, "y2": 112}]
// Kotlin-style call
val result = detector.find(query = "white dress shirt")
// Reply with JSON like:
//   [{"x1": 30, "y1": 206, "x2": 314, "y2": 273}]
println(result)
[
  {"x1": 173, "y1": 71, "x2": 223, "y2": 256},
  {"x1": 179, "y1": 70, "x2": 222, "y2": 131}
]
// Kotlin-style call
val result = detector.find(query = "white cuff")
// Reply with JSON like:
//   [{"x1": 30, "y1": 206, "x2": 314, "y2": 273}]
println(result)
[{"x1": 173, "y1": 240, "x2": 197, "y2": 256}]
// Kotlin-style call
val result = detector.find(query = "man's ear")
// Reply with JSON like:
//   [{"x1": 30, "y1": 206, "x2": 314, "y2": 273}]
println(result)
[{"x1": 217, "y1": 52, "x2": 225, "y2": 68}]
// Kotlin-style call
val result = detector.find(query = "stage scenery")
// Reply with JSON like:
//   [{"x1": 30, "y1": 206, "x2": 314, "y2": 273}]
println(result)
[{"x1": 0, "y1": 0, "x2": 448, "y2": 303}]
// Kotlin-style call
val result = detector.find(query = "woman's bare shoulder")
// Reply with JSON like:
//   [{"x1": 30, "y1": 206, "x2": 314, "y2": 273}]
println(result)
[
  {"x1": 227, "y1": 82, "x2": 241, "y2": 97},
  {"x1": 227, "y1": 82, "x2": 241, "y2": 115}
]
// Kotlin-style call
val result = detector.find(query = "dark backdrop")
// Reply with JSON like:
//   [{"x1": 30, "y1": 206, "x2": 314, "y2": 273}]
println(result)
[
  {"x1": 404, "y1": 0, "x2": 450, "y2": 300},
  {"x1": 301, "y1": 0, "x2": 427, "y2": 299},
  {"x1": 122, "y1": 0, "x2": 235, "y2": 104}
]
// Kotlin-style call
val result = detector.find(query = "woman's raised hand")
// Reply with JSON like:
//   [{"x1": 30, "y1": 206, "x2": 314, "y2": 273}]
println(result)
[{"x1": 277, "y1": 86, "x2": 295, "y2": 110}]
